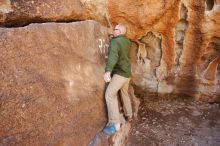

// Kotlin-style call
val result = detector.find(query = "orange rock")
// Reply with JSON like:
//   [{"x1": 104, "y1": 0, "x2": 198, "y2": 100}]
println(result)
[{"x1": 0, "y1": 0, "x2": 219, "y2": 110}]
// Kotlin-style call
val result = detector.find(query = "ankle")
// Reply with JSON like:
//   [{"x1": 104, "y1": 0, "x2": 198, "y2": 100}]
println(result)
[{"x1": 115, "y1": 123, "x2": 121, "y2": 131}]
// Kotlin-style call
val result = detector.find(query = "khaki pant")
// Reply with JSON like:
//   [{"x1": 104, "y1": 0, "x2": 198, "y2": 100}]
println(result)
[{"x1": 105, "y1": 74, "x2": 132, "y2": 124}]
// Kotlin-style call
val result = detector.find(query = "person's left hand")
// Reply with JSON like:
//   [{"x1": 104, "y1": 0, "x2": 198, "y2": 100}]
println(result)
[{"x1": 104, "y1": 72, "x2": 111, "y2": 82}]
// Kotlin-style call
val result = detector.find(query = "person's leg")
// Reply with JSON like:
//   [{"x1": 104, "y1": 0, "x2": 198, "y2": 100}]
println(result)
[
  {"x1": 105, "y1": 74, "x2": 129, "y2": 126},
  {"x1": 120, "y1": 78, "x2": 132, "y2": 119}
]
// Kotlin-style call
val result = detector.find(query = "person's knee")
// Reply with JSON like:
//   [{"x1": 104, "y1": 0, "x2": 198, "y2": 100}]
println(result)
[
  {"x1": 105, "y1": 92, "x2": 113, "y2": 100},
  {"x1": 105, "y1": 89, "x2": 117, "y2": 101}
]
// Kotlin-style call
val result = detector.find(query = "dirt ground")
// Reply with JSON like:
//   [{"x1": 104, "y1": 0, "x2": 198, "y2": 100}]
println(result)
[{"x1": 125, "y1": 97, "x2": 220, "y2": 146}]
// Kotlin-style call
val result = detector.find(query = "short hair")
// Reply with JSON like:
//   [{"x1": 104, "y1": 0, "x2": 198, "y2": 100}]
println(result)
[{"x1": 116, "y1": 24, "x2": 127, "y2": 35}]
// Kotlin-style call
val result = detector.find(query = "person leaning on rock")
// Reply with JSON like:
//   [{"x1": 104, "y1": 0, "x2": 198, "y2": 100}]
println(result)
[{"x1": 103, "y1": 24, "x2": 132, "y2": 135}]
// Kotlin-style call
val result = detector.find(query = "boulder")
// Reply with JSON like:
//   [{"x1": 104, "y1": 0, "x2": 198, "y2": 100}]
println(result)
[
  {"x1": 0, "y1": 0, "x2": 109, "y2": 27},
  {"x1": 0, "y1": 20, "x2": 109, "y2": 146}
]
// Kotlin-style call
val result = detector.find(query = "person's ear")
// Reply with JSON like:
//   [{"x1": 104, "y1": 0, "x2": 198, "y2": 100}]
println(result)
[{"x1": 118, "y1": 29, "x2": 121, "y2": 34}]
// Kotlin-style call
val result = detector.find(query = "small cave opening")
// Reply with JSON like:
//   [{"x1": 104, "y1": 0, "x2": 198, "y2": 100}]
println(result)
[
  {"x1": 138, "y1": 31, "x2": 162, "y2": 69},
  {"x1": 174, "y1": 3, "x2": 188, "y2": 67},
  {"x1": 205, "y1": 0, "x2": 215, "y2": 11},
  {"x1": 180, "y1": 3, "x2": 188, "y2": 20}
]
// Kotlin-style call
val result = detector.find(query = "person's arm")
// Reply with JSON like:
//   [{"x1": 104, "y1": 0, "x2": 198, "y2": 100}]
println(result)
[
  {"x1": 105, "y1": 39, "x2": 119, "y2": 72},
  {"x1": 104, "y1": 39, "x2": 119, "y2": 82}
]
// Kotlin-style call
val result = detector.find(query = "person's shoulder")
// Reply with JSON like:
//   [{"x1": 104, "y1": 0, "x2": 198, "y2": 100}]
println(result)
[
  {"x1": 111, "y1": 38, "x2": 118, "y2": 44},
  {"x1": 113, "y1": 35, "x2": 126, "y2": 41},
  {"x1": 122, "y1": 36, "x2": 131, "y2": 43},
  {"x1": 112, "y1": 36, "x2": 120, "y2": 41},
  {"x1": 112, "y1": 35, "x2": 130, "y2": 43}
]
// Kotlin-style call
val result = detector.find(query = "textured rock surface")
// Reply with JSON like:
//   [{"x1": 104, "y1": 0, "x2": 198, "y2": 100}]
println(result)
[
  {"x1": 0, "y1": 0, "x2": 109, "y2": 27},
  {"x1": 1, "y1": 0, "x2": 219, "y2": 102},
  {"x1": 197, "y1": 1, "x2": 220, "y2": 102},
  {"x1": 108, "y1": 0, "x2": 220, "y2": 101},
  {"x1": 0, "y1": 0, "x2": 220, "y2": 145},
  {"x1": 0, "y1": 20, "x2": 109, "y2": 146}
]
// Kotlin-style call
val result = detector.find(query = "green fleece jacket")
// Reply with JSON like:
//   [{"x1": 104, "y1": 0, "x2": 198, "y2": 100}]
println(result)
[{"x1": 105, "y1": 35, "x2": 132, "y2": 78}]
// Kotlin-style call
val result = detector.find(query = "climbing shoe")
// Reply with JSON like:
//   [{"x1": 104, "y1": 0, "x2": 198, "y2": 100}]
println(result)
[{"x1": 103, "y1": 124, "x2": 116, "y2": 135}]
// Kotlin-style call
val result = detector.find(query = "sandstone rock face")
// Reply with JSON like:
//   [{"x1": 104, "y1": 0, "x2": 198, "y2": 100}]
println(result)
[
  {"x1": 0, "y1": 0, "x2": 220, "y2": 145},
  {"x1": 0, "y1": 0, "x2": 109, "y2": 27},
  {"x1": 197, "y1": 1, "x2": 220, "y2": 102},
  {"x1": 2, "y1": 0, "x2": 218, "y2": 102},
  {"x1": 109, "y1": 0, "x2": 220, "y2": 102},
  {"x1": 0, "y1": 20, "x2": 109, "y2": 146}
]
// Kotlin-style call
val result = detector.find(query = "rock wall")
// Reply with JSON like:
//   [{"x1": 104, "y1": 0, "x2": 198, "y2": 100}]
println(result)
[
  {"x1": 0, "y1": 0, "x2": 109, "y2": 27},
  {"x1": 0, "y1": 0, "x2": 220, "y2": 145},
  {"x1": 108, "y1": 0, "x2": 220, "y2": 102},
  {"x1": 0, "y1": 20, "x2": 109, "y2": 146}
]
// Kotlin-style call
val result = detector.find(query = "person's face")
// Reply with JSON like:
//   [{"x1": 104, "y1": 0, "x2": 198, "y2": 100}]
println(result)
[{"x1": 113, "y1": 26, "x2": 121, "y2": 37}]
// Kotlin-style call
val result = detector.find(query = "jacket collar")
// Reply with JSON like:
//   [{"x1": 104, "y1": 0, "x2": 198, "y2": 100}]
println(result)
[{"x1": 114, "y1": 34, "x2": 126, "y2": 38}]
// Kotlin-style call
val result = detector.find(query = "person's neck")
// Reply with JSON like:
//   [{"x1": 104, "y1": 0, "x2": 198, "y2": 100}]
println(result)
[{"x1": 115, "y1": 34, "x2": 125, "y2": 37}]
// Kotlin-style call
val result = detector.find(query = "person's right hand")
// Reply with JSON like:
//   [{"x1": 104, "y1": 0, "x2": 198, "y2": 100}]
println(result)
[{"x1": 104, "y1": 72, "x2": 111, "y2": 82}]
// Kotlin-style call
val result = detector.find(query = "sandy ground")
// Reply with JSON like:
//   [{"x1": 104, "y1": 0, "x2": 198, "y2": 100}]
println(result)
[{"x1": 126, "y1": 97, "x2": 220, "y2": 146}]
